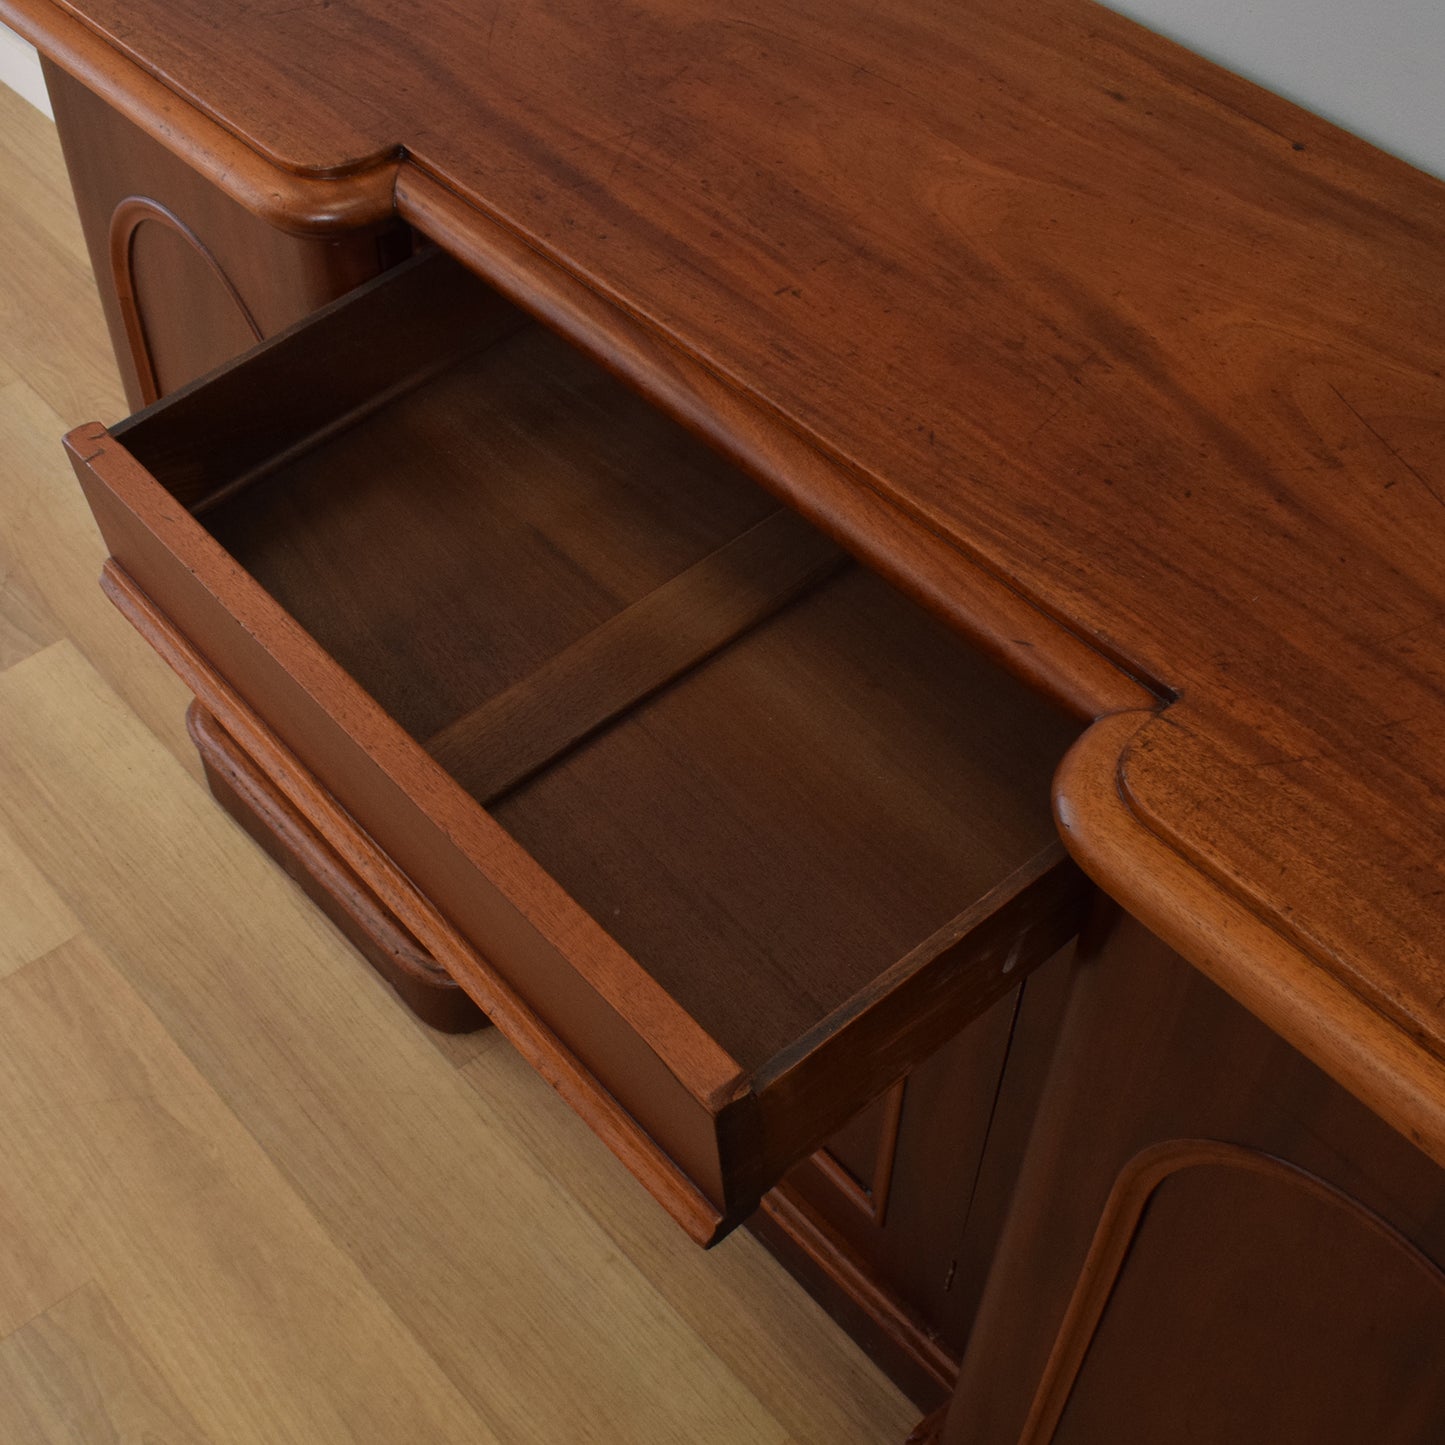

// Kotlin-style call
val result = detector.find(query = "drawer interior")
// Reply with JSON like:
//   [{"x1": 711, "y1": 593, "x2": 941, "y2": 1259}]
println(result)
[
  {"x1": 98, "y1": 249, "x2": 1086, "y2": 1232},
  {"x1": 153, "y1": 272, "x2": 1078, "y2": 1072}
]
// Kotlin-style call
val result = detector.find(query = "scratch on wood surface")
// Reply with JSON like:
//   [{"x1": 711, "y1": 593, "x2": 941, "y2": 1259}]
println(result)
[
  {"x1": 1330, "y1": 383, "x2": 1445, "y2": 512},
  {"x1": 607, "y1": 128, "x2": 641, "y2": 183}
]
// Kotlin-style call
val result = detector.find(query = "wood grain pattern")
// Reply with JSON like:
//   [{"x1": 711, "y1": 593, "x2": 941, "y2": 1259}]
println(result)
[
  {"x1": 1018, "y1": 1141, "x2": 1445, "y2": 1445},
  {"x1": 943, "y1": 909, "x2": 1445, "y2": 1444},
  {"x1": 107, "y1": 195, "x2": 262, "y2": 405},
  {"x1": 0, "y1": 1284, "x2": 214, "y2": 1444},
  {"x1": 394, "y1": 169, "x2": 1154, "y2": 726},
  {"x1": 0, "y1": 77, "x2": 91, "y2": 272},
  {"x1": 72, "y1": 420, "x2": 753, "y2": 1119},
  {"x1": 5, "y1": 0, "x2": 397, "y2": 231},
  {"x1": 426, "y1": 507, "x2": 845, "y2": 798},
  {"x1": 0, "y1": 108, "x2": 917, "y2": 1440},
  {"x1": 93, "y1": 544, "x2": 1082, "y2": 1237},
  {"x1": 753, "y1": 1185, "x2": 958, "y2": 1403},
  {"x1": 0, "y1": 373, "x2": 196, "y2": 778},
  {"x1": 0, "y1": 79, "x2": 196, "y2": 767},
  {"x1": 10, "y1": 0, "x2": 1445, "y2": 1153},
  {"x1": 188, "y1": 701, "x2": 487, "y2": 1033},
  {"x1": 0, "y1": 642, "x2": 869, "y2": 1442},
  {"x1": 116, "y1": 249, "x2": 525, "y2": 514},
  {"x1": 0, "y1": 925, "x2": 497, "y2": 1445},
  {"x1": 456, "y1": 1036, "x2": 919, "y2": 1445},
  {"x1": 769, "y1": 969, "x2": 1072, "y2": 1398},
  {"x1": 96, "y1": 564, "x2": 734, "y2": 1245},
  {"x1": 203, "y1": 689, "x2": 1029, "y2": 1417},
  {"x1": 1057, "y1": 713, "x2": 1445, "y2": 1170},
  {"x1": 0, "y1": 1127, "x2": 92, "y2": 1345},
  {"x1": 64, "y1": 246, "x2": 1086, "y2": 1231},
  {"x1": 0, "y1": 815, "x2": 81, "y2": 979},
  {"x1": 490, "y1": 563, "x2": 1079, "y2": 1069},
  {"x1": 43, "y1": 61, "x2": 402, "y2": 410},
  {"x1": 0, "y1": 97, "x2": 120, "y2": 419}
]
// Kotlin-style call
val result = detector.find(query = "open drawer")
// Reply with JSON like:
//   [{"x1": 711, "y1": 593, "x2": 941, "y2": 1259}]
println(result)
[{"x1": 66, "y1": 249, "x2": 1087, "y2": 1243}]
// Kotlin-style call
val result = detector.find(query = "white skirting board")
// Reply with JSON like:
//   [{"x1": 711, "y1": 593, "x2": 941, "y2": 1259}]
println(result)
[{"x1": 1, "y1": 23, "x2": 52, "y2": 118}]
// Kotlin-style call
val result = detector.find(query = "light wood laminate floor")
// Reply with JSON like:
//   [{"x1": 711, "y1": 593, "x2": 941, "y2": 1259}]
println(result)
[{"x1": 0, "y1": 79, "x2": 916, "y2": 1445}]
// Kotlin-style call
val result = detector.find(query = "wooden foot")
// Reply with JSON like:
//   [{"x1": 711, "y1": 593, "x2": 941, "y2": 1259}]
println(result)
[
  {"x1": 905, "y1": 1406, "x2": 948, "y2": 1443},
  {"x1": 186, "y1": 702, "x2": 488, "y2": 1033}
]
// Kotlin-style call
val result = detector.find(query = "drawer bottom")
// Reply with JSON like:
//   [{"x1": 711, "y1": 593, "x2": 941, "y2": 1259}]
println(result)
[{"x1": 186, "y1": 701, "x2": 487, "y2": 1034}]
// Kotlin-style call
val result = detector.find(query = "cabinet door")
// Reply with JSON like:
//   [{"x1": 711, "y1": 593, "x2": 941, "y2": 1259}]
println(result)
[
  {"x1": 1032, "y1": 1144, "x2": 1445, "y2": 1444},
  {"x1": 944, "y1": 909, "x2": 1445, "y2": 1444},
  {"x1": 753, "y1": 950, "x2": 1077, "y2": 1408},
  {"x1": 43, "y1": 61, "x2": 408, "y2": 407}
]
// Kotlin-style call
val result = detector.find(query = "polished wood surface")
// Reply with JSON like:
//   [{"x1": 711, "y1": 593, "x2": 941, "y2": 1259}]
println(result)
[
  {"x1": 189, "y1": 685, "x2": 1000, "y2": 1407},
  {"x1": 8, "y1": 0, "x2": 1445, "y2": 1161},
  {"x1": 65, "y1": 248, "x2": 1086, "y2": 1235},
  {"x1": 9, "y1": 10, "x2": 1445, "y2": 1431},
  {"x1": 43, "y1": 60, "x2": 401, "y2": 409},
  {"x1": 424, "y1": 508, "x2": 846, "y2": 799},
  {"x1": 943, "y1": 909, "x2": 1445, "y2": 1443},
  {"x1": 97, "y1": 554, "x2": 737, "y2": 1245},
  {"x1": 0, "y1": 82, "x2": 916, "y2": 1441},
  {"x1": 1031, "y1": 1144, "x2": 1445, "y2": 1444},
  {"x1": 759, "y1": 982, "x2": 1026, "y2": 1404},
  {"x1": 188, "y1": 701, "x2": 487, "y2": 1033}
]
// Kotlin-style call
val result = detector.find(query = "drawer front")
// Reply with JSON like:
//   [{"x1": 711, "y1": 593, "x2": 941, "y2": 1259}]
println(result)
[
  {"x1": 79, "y1": 474, "x2": 738, "y2": 1240},
  {"x1": 64, "y1": 249, "x2": 1089, "y2": 1242}
]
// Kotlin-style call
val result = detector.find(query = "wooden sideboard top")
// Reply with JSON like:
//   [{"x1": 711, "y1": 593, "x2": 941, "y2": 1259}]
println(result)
[{"x1": 10, "y1": 0, "x2": 1445, "y2": 1158}]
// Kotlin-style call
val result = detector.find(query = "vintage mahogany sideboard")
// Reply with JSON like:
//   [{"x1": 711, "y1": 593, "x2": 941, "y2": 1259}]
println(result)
[{"x1": 6, "y1": 0, "x2": 1445, "y2": 1438}]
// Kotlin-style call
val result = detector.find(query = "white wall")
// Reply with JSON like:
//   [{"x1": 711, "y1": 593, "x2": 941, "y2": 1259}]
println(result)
[
  {"x1": 1100, "y1": 0, "x2": 1444, "y2": 179},
  {"x1": 0, "y1": 23, "x2": 51, "y2": 117},
  {"x1": 2, "y1": 7, "x2": 1442, "y2": 178}
]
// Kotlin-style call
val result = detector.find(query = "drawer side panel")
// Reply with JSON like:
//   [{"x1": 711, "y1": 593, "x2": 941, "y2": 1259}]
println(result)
[{"x1": 68, "y1": 426, "x2": 740, "y2": 1228}]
